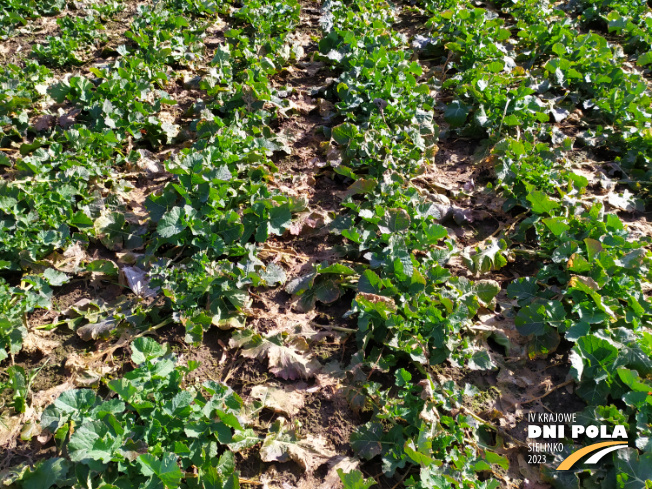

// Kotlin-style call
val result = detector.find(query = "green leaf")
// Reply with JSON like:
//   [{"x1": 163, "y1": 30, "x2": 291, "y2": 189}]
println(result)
[
  {"x1": 468, "y1": 350, "x2": 496, "y2": 370},
  {"x1": 137, "y1": 453, "x2": 184, "y2": 489},
  {"x1": 358, "y1": 270, "x2": 383, "y2": 294},
  {"x1": 378, "y1": 208, "x2": 410, "y2": 234},
  {"x1": 565, "y1": 321, "x2": 590, "y2": 342},
  {"x1": 228, "y1": 428, "x2": 260, "y2": 452},
  {"x1": 485, "y1": 451, "x2": 509, "y2": 471},
  {"x1": 19, "y1": 458, "x2": 70, "y2": 489},
  {"x1": 85, "y1": 260, "x2": 119, "y2": 276},
  {"x1": 68, "y1": 419, "x2": 123, "y2": 466},
  {"x1": 42, "y1": 268, "x2": 69, "y2": 287},
  {"x1": 614, "y1": 449, "x2": 652, "y2": 489},
  {"x1": 507, "y1": 277, "x2": 538, "y2": 306},
  {"x1": 617, "y1": 368, "x2": 652, "y2": 392},
  {"x1": 474, "y1": 280, "x2": 500, "y2": 306},
  {"x1": 345, "y1": 179, "x2": 376, "y2": 197},
  {"x1": 319, "y1": 263, "x2": 356, "y2": 275},
  {"x1": 350, "y1": 422, "x2": 383, "y2": 460},
  {"x1": 444, "y1": 100, "x2": 470, "y2": 127},
  {"x1": 41, "y1": 389, "x2": 100, "y2": 431},
  {"x1": 515, "y1": 300, "x2": 566, "y2": 336},
  {"x1": 260, "y1": 263, "x2": 287, "y2": 285},
  {"x1": 567, "y1": 254, "x2": 590, "y2": 273},
  {"x1": 285, "y1": 272, "x2": 316, "y2": 295},
  {"x1": 542, "y1": 217, "x2": 569, "y2": 236},
  {"x1": 637, "y1": 51, "x2": 652, "y2": 66},
  {"x1": 314, "y1": 278, "x2": 341, "y2": 304},
  {"x1": 131, "y1": 337, "x2": 166, "y2": 364},
  {"x1": 158, "y1": 206, "x2": 186, "y2": 238},
  {"x1": 94, "y1": 212, "x2": 126, "y2": 250},
  {"x1": 403, "y1": 432, "x2": 433, "y2": 467},
  {"x1": 574, "y1": 334, "x2": 618, "y2": 382},
  {"x1": 70, "y1": 211, "x2": 94, "y2": 229},
  {"x1": 199, "y1": 465, "x2": 223, "y2": 489},
  {"x1": 332, "y1": 122, "x2": 359, "y2": 145},
  {"x1": 268, "y1": 205, "x2": 292, "y2": 235},
  {"x1": 526, "y1": 190, "x2": 559, "y2": 214},
  {"x1": 527, "y1": 328, "x2": 560, "y2": 359},
  {"x1": 338, "y1": 468, "x2": 377, "y2": 489}
]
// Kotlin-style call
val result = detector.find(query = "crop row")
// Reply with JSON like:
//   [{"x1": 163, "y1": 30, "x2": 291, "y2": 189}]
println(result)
[
  {"x1": 419, "y1": 0, "x2": 652, "y2": 484},
  {"x1": 292, "y1": 0, "x2": 511, "y2": 486}
]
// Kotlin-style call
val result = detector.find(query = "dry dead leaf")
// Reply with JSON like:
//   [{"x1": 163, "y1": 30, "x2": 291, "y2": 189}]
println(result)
[
  {"x1": 606, "y1": 189, "x2": 643, "y2": 212},
  {"x1": 0, "y1": 380, "x2": 75, "y2": 450},
  {"x1": 317, "y1": 99, "x2": 335, "y2": 120},
  {"x1": 62, "y1": 242, "x2": 88, "y2": 271},
  {"x1": 250, "y1": 384, "x2": 307, "y2": 416},
  {"x1": 66, "y1": 352, "x2": 117, "y2": 387},
  {"x1": 133, "y1": 149, "x2": 164, "y2": 174},
  {"x1": 121, "y1": 266, "x2": 158, "y2": 298},
  {"x1": 230, "y1": 331, "x2": 321, "y2": 380},
  {"x1": 43, "y1": 242, "x2": 87, "y2": 274},
  {"x1": 76, "y1": 318, "x2": 118, "y2": 341},
  {"x1": 287, "y1": 210, "x2": 331, "y2": 236},
  {"x1": 261, "y1": 417, "x2": 337, "y2": 473},
  {"x1": 21, "y1": 332, "x2": 60, "y2": 356},
  {"x1": 58, "y1": 108, "x2": 82, "y2": 128},
  {"x1": 32, "y1": 114, "x2": 55, "y2": 131}
]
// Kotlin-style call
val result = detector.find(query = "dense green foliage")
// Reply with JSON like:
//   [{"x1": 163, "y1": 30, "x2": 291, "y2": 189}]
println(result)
[{"x1": 1, "y1": 0, "x2": 651, "y2": 487}]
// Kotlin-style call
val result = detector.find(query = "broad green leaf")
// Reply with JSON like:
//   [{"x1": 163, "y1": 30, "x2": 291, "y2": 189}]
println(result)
[
  {"x1": 468, "y1": 350, "x2": 496, "y2": 370},
  {"x1": 260, "y1": 263, "x2": 287, "y2": 285},
  {"x1": 137, "y1": 453, "x2": 184, "y2": 489},
  {"x1": 574, "y1": 334, "x2": 618, "y2": 382},
  {"x1": 637, "y1": 51, "x2": 652, "y2": 66},
  {"x1": 358, "y1": 270, "x2": 383, "y2": 294},
  {"x1": 614, "y1": 449, "x2": 652, "y2": 489},
  {"x1": 444, "y1": 100, "x2": 470, "y2": 127},
  {"x1": 474, "y1": 280, "x2": 500, "y2": 306},
  {"x1": 68, "y1": 420, "x2": 123, "y2": 466},
  {"x1": 378, "y1": 208, "x2": 410, "y2": 234},
  {"x1": 485, "y1": 451, "x2": 509, "y2": 471},
  {"x1": 319, "y1": 263, "x2": 356, "y2": 275},
  {"x1": 526, "y1": 190, "x2": 559, "y2": 214},
  {"x1": 617, "y1": 368, "x2": 652, "y2": 392},
  {"x1": 542, "y1": 217, "x2": 569, "y2": 236},
  {"x1": 94, "y1": 212, "x2": 126, "y2": 250},
  {"x1": 158, "y1": 206, "x2": 186, "y2": 238},
  {"x1": 268, "y1": 205, "x2": 292, "y2": 235},
  {"x1": 131, "y1": 337, "x2": 167, "y2": 364},
  {"x1": 331, "y1": 123, "x2": 358, "y2": 145},
  {"x1": 19, "y1": 458, "x2": 70, "y2": 489},
  {"x1": 515, "y1": 304, "x2": 547, "y2": 336},
  {"x1": 507, "y1": 277, "x2": 538, "y2": 306},
  {"x1": 565, "y1": 321, "x2": 590, "y2": 342},
  {"x1": 350, "y1": 422, "x2": 383, "y2": 460},
  {"x1": 338, "y1": 468, "x2": 377, "y2": 489},
  {"x1": 42, "y1": 268, "x2": 69, "y2": 287},
  {"x1": 527, "y1": 328, "x2": 560, "y2": 359}
]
